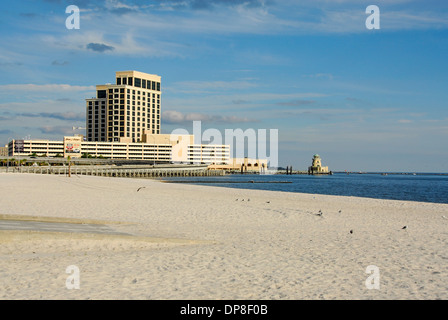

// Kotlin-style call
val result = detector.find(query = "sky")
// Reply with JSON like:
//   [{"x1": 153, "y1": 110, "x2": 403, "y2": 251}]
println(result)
[{"x1": 0, "y1": 0, "x2": 447, "y2": 172}]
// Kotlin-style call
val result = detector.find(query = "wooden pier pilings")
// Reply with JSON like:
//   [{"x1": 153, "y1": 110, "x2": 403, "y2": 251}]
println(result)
[{"x1": 9, "y1": 165, "x2": 225, "y2": 178}]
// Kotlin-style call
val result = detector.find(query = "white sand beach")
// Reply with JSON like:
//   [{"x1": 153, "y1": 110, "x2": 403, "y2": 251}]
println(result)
[{"x1": 0, "y1": 173, "x2": 447, "y2": 300}]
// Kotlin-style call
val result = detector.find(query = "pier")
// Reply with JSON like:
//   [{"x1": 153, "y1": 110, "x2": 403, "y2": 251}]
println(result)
[{"x1": 2, "y1": 164, "x2": 225, "y2": 178}]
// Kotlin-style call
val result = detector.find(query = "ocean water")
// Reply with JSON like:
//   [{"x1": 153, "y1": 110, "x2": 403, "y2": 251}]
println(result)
[{"x1": 163, "y1": 173, "x2": 448, "y2": 204}]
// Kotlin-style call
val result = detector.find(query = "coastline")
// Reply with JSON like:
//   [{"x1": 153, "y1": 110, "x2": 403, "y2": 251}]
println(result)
[{"x1": 1, "y1": 173, "x2": 447, "y2": 299}]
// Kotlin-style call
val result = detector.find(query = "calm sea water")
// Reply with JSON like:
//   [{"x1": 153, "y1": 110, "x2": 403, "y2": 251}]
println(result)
[{"x1": 163, "y1": 173, "x2": 448, "y2": 204}]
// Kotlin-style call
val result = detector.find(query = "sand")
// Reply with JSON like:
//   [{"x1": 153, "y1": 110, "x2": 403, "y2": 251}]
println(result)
[{"x1": 0, "y1": 173, "x2": 447, "y2": 300}]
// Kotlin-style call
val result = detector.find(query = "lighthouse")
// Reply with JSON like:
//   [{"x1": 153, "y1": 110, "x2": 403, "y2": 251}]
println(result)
[{"x1": 308, "y1": 154, "x2": 330, "y2": 175}]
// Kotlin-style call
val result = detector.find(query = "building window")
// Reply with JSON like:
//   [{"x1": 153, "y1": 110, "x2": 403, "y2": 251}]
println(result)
[
  {"x1": 97, "y1": 90, "x2": 107, "y2": 99},
  {"x1": 116, "y1": 78, "x2": 121, "y2": 85},
  {"x1": 157, "y1": 82, "x2": 160, "y2": 91},
  {"x1": 147, "y1": 81, "x2": 151, "y2": 90},
  {"x1": 123, "y1": 78, "x2": 127, "y2": 85},
  {"x1": 128, "y1": 77, "x2": 133, "y2": 86},
  {"x1": 135, "y1": 78, "x2": 141, "y2": 88}
]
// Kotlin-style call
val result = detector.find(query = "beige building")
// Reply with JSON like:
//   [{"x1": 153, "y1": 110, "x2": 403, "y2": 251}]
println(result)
[
  {"x1": 86, "y1": 71, "x2": 161, "y2": 143},
  {"x1": 0, "y1": 145, "x2": 8, "y2": 157},
  {"x1": 209, "y1": 157, "x2": 268, "y2": 173},
  {"x1": 7, "y1": 134, "x2": 230, "y2": 165},
  {"x1": 308, "y1": 154, "x2": 329, "y2": 174}
]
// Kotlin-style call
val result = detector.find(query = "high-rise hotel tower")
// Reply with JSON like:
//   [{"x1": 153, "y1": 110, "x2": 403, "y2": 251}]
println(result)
[{"x1": 86, "y1": 71, "x2": 161, "y2": 142}]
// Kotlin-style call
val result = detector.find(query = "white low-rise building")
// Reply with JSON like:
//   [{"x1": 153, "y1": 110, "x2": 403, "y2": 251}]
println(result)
[{"x1": 7, "y1": 133, "x2": 230, "y2": 165}]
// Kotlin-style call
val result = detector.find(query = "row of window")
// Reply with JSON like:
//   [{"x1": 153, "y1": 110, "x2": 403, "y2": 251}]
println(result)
[
  {"x1": 116, "y1": 77, "x2": 161, "y2": 91},
  {"x1": 95, "y1": 88, "x2": 161, "y2": 99},
  {"x1": 87, "y1": 101, "x2": 106, "y2": 107},
  {"x1": 108, "y1": 93, "x2": 159, "y2": 102}
]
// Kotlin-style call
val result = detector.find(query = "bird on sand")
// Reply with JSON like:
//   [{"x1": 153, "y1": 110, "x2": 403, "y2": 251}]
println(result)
[
  {"x1": 402, "y1": 226, "x2": 407, "y2": 230},
  {"x1": 137, "y1": 187, "x2": 145, "y2": 192}
]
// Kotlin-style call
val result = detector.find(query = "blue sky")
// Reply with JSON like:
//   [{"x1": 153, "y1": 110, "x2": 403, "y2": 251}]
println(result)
[{"x1": 0, "y1": 0, "x2": 447, "y2": 172}]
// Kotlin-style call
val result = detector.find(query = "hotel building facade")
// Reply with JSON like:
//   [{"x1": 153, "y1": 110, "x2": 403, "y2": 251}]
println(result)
[{"x1": 86, "y1": 71, "x2": 161, "y2": 143}]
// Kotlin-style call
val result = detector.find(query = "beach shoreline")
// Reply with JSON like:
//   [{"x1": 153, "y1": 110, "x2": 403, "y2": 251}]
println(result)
[{"x1": 1, "y1": 173, "x2": 447, "y2": 299}]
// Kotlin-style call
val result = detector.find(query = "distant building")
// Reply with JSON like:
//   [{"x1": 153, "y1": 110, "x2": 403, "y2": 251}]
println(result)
[
  {"x1": 208, "y1": 157, "x2": 268, "y2": 173},
  {"x1": 6, "y1": 134, "x2": 230, "y2": 165},
  {"x1": 0, "y1": 145, "x2": 8, "y2": 157},
  {"x1": 308, "y1": 154, "x2": 329, "y2": 174},
  {"x1": 86, "y1": 71, "x2": 162, "y2": 143}
]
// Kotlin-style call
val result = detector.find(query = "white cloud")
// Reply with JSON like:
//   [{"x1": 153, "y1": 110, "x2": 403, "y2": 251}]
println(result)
[
  {"x1": 172, "y1": 80, "x2": 258, "y2": 92},
  {"x1": 0, "y1": 84, "x2": 94, "y2": 92},
  {"x1": 162, "y1": 110, "x2": 256, "y2": 124}
]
